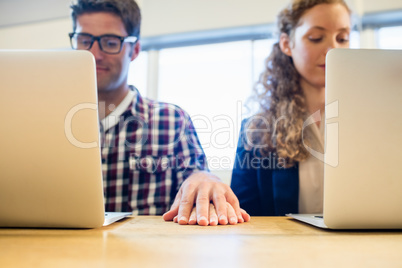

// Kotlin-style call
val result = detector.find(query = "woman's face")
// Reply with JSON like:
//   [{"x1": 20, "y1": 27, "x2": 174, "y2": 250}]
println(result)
[{"x1": 281, "y1": 3, "x2": 351, "y2": 89}]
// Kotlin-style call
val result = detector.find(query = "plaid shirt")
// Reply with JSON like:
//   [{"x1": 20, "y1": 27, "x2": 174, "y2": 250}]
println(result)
[{"x1": 100, "y1": 87, "x2": 208, "y2": 215}]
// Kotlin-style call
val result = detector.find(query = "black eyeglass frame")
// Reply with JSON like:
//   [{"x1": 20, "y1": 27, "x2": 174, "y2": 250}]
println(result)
[{"x1": 69, "y1": 32, "x2": 138, "y2": 54}]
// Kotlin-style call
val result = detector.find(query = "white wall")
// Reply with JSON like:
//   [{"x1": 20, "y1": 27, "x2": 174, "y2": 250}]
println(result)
[
  {"x1": 359, "y1": 0, "x2": 402, "y2": 12},
  {"x1": 1, "y1": 0, "x2": 402, "y2": 49},
  {"x1": 0, "y1": 18, "x2": 71, "y2": 49},
  {"x1": 141, "y1": 0, "x2": 402, "y2": 36},
  {"x1": 140, "y1": 0, "x2": 392, "y2": 36},
  {"x1": 140, "y1": 0, "x2": 283, "y2": 36}
]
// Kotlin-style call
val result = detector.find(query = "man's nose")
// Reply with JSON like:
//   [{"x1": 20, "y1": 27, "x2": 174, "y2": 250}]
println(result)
[{"x1": 88, "y1": 40, "x2": 104, "y2": 60}]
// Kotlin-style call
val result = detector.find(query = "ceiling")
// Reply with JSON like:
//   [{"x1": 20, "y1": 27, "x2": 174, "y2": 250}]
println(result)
[{"x1": 0, "y1": 0, "x2": 72, "y2": 27}]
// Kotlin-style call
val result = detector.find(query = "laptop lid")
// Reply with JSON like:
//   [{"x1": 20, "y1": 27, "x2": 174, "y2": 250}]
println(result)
[
  {"x1": 323, "y1": 48, "x2": 402, "y2": 229},
  {"x1": 0, "y1": 50, "x2": 105, "y2": 228}
]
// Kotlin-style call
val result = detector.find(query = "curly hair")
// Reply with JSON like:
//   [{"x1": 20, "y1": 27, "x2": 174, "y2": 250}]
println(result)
[{"x1": 246, "y1": 0, "x2": 350, "y2": 166}]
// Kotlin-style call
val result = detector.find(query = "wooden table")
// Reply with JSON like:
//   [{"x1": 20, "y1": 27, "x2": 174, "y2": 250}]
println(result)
[{"x1": 1, "y1": 216, "x2": 401, "y2": 267}]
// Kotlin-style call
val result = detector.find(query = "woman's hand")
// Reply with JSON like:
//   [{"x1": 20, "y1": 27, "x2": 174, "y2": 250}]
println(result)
[{"x1": 172, "y1": 202, "x2": 250, "y2": 226}]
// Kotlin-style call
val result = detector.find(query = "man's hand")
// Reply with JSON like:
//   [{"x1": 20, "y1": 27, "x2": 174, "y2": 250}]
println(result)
[
  {"x1": 162, "y1": 171, "x2": 250, "y2": 226},
  {"x1": 172, "y1": 202, "x2": 250, "y2": 225}
]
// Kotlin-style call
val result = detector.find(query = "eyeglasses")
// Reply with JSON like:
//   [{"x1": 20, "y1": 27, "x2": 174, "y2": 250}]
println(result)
[{"x1": 69, "y1": 32, "x2": 138, "y2": 54}]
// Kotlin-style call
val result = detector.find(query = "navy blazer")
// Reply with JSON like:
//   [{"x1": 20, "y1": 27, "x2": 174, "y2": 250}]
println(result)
[{"x1": 231, "y1": 121, "x2": 299, "y2": 216}]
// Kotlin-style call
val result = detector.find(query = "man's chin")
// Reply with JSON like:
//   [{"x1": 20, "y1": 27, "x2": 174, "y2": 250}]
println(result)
[
  {"x1": 96, "y1": 81, "x2": 114, "y2": 93},
  {"x1": 97, "y1": 87, "x2": 113, "y2": 95}
]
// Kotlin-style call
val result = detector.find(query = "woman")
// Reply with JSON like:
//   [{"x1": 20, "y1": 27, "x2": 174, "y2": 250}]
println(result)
[{"x1": 231, "y1": 0, "x2": 352, "y2": 216}]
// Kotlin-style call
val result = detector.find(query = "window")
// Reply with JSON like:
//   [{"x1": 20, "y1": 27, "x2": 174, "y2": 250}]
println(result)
[
  {"x1": 377, "y1": 26, "x2": 402, "y2": 49},
  {"x1": 349, "y1": 31, "x2": 360, "y2": 49},
  {"x1": 128, "y1": 51, "x2": 148, "y2": 96},
  {"x1": 252, "y1": 38, "x2": 276, "y2": 82},
  {"x1": 158, "y1": 41, "x2": 258, "y2": 173},
  {"x1": 126, "y1": 20, "x2": 400, "y2": 183},
  {"x1": 128, "y1": 32, "x2": 361, "y2": 174}
]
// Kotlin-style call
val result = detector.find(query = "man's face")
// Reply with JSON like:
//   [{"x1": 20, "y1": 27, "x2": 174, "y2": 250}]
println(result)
[{"x1": 74, "y1": 12, "x2": 139, "y2": 93}]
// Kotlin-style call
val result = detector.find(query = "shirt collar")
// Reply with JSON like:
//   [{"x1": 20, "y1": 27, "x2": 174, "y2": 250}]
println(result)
[{"x1": 101, "y1": 88, "x2": 136, "y2": 132}]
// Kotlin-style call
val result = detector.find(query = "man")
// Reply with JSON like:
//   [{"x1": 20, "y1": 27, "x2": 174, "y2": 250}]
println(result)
[{"x1": 69, "y1": 0, "x2": 249, "y2": 226}]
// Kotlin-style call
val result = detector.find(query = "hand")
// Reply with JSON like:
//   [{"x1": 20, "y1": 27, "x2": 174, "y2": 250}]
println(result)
[
  {"x1": 172, "y1": 202, "x2": 250, "y2": 225},
  {"x1": 162, "y1": 171, "x2": 250, "y2": 226}
]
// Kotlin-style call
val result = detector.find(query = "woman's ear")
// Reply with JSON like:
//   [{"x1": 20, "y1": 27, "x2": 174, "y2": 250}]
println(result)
[{"x1": 279, "y1": 33, "x2": 292, "y2": 57}]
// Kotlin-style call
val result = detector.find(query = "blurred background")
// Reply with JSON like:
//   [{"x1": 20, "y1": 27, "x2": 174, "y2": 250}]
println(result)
[{"x1": 1, "y1": 0, "x2": 401, "y2": 183}]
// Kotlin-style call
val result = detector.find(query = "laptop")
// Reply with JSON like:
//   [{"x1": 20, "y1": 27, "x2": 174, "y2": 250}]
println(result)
[
  {"x1": 288, "y1": 48, "x2": 402, "y2": 229},
  {"x1": 0, "y1": 50, "x2": 131, "y2": 228}
]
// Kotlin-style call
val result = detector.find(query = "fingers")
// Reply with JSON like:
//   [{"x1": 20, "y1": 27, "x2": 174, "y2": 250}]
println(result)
[
  {"x1": 164, "y1": 171, "x2": 250, "y2": 226},
  {"x1": 172, "y1": 203, "x2": 250, "y2": 225},
  {"x1": 212, "y1": 194, "x2": 228, "y2": 225},
  {"x1": 241, "y1": 208, "x2": 251, "y2": 222},
  {"x1": 209, "y1": 203, "x2": 218, "y2": 226},
  {"x1": 162, "y1": 189, "x2": 182, "y2": 221},
  {"x1": 226, "y1": 202, "x2": 238, "y2": 225},
  {"x1": 189, "y1": 207, "x2": 197, "y2": 225},
  {"x1": 196, "y1": 191, "x2": 210, "y2": 226},
  {"x1": 177, "y1": 184, "x2": 197, "y2": 225},
  {"x1": 225, "y1": 189, "x2": 243, "y2": 223}
]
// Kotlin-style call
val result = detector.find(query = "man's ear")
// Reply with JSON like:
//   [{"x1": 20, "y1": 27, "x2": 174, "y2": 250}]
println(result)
[
  {"x1": 279, "y1": 33, "x2": 292, "y2": 57},
  {"x1": 129, "y1": 41, "x2": 141, "y2": 61}
]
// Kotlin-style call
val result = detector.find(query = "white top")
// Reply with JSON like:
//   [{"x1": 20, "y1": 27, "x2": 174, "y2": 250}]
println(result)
[
  {"x1": 101, "y1": 90, "x2": 136, "y2": 132},
  {"x1": 298, "y1": 112, "x2": 325, "y2": 214}
]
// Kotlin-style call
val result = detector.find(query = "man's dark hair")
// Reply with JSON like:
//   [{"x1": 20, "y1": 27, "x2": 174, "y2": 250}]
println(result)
[{"x1": 70, "y1": 0, "x2": 141, "y2": 38}]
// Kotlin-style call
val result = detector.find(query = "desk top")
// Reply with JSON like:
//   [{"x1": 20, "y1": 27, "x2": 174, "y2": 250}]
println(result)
[{"x1": 1, "y1": 216, "x2": 402, "y2": 268}]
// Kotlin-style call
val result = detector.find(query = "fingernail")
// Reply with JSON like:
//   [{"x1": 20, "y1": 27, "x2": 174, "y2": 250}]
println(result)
[
  {"x1": 219, "y1": 215, "x2": 228, "y2": 224},
  {"x1": 230, "y1": 217, "x2": 237, "y2": 224},
  {"x1": 179, "y1": 216, "x2": 187, "y2": 224},
  {"x1": 199, "y1": 216, "x2": 208, "y2": 225},
  {"x1": 209, "y1": 217, "x2": 217, "y2": 225}
]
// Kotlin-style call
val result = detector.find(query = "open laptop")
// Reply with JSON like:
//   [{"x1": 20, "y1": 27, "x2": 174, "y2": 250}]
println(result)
[
  {"x1": 288, "y1": 48, "x2": 402, "y2": 229},
  {"x1": 0, "y1": 50, "x2": 131, "y2": 228}
]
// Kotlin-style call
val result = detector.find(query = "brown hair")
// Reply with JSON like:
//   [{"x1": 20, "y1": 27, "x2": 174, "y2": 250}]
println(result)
[
  {"x1": 70, "y1": 0, "x2": 141, "y2": 38},
  {"x1": 247, "y1": 0, "x2": 350, "y2": 166}
]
